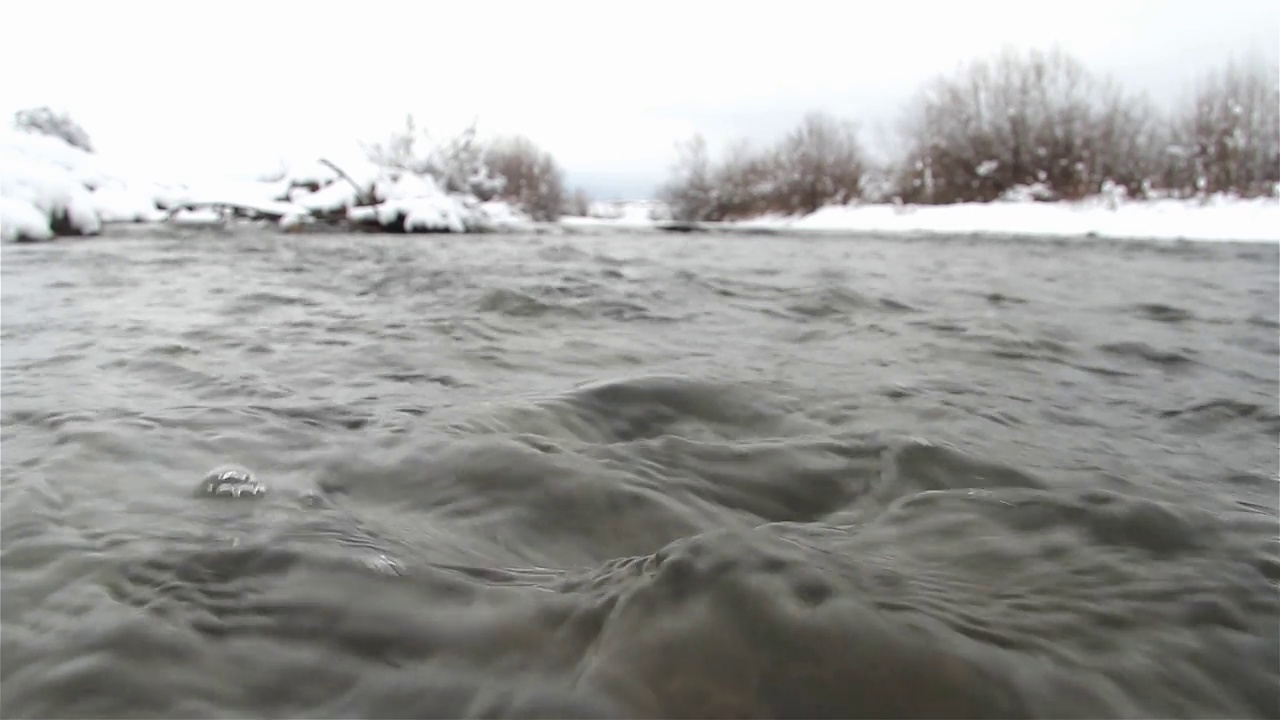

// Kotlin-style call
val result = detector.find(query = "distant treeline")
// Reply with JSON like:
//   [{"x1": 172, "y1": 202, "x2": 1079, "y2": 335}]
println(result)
[
  {"x1": 661, "y1": 47, "x2": 1280, "y2": 221},
  {"x1": 14, "y1": 47, "x2": 1278, "y2": 223}
]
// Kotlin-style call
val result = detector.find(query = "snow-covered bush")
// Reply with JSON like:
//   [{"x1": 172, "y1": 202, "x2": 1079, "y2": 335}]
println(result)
[
  {"x1": 0, "y1": 128, "x2": 176, "y2": 239},
  {"x1": 0, "y1": 195, "x2": 55, "y2": 242},
  {"x1": 998, "y1": 183, "x2": 1057, "y2": 203},
  {"x1": 372, "y1": 172, "x2": 501, "y2": 232},
  {"x1": 0, "y1": 143, "x2": 102, "y2": 239},
  {"x1": 362, "y1": 117, "x2": 567, "y2": 220}
]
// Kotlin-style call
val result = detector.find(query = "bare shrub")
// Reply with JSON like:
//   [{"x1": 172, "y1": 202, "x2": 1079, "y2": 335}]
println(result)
[
  {"x1": 710, "y1": 139, "x2": 779, "y2": 220},
  {"x1": 565, "y1": 187, "x2": 592, "y2": 217},
  {"x1": 1163, "y1": 54, "x2": 1280, "y2": 197},
  {"x1": 363, "y1": 116, "x2": 506, "y2": 200},
  {"x1": 363, "y1": 114, "x2": 426, "y2": 172},
  {"x1": 660, "y1": 115, "x2": 867, "y2": 221},
  {"x1": 658, "y1": 135, "x2": 717, "y2": 222},
  {"x1": 483, "y1": 136, "x2": 567, "y2": 221},
  {"x1": 771, "y1": 112, "x2": 866, "y2": 214},
  {"x1": 13, "y1": 106, "x2": 94, "y2": 153},
  {"x1": 891, "y1": 47, "x2": 1159, "y2": 203},
  {"x1": 431, "y1": 122, "x2": 505, "y2": 200}
]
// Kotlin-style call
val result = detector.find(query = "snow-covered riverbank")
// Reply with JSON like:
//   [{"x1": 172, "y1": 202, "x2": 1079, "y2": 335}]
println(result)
[
  {"x1": 569, "y1": 196, "x2": 1280, "y2": 243},
  {"x1": 4, "y1": 128, "x2": 1277, "y2": 243},
  {"x1": 0, "y1": 129, "x2": 531, "y2": 241}
]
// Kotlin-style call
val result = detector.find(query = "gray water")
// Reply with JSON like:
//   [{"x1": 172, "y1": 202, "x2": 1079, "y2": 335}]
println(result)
[{"x1": 2, "y1": 228, "x2": 1278, "y2": 719}]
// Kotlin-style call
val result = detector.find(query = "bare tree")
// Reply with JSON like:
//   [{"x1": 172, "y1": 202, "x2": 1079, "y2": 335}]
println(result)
[
  {"x1": 1089, "y1": 82, "x2": 1163, "y2": 197},
  {"x1": 709, "y1": 139, "x2": 777, "y2": 219},
  {"x1": 429, "y1": 121, "x2": 505, "y2": 200},
  {"x1": 566, "y1": 187, "x2": 592, "y2": 217},
  {"x1": 362, "y1": 114, "x2": 425, "y2": 172},
  {"x1": 658, "y1": 134, "x2": 717, "y2": 221},
  {"x1": 484, "y1": 136, "x2": 567, "y2": 221},
  {"x1": 891, "y1": 47, "x2": 1158, "y2": 203},
  {"x1": 362, "y1": 116, "x2": 505, "y2": 199},
  {"x1": 659, "y1": 116, "x2": 866, "y2": 220},
  {"x1": 771, "y1": 111, "x2": 866, "y2": 214},
  {"x1": 1165, "y1": 53, "x2": 1280, "y2": 197},
  {"x1": 13, "y1": 106, "x2": 94, "y2": 152}
]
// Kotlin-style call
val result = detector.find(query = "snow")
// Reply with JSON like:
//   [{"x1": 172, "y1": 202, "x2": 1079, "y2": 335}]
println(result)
[
  {"x1": 373, "y1": 172, "x2": 442, "y2": 202},
  {"x1": 354, "y1": 172, "x2": 470, "y2": 232},
  {"x1": 738, "y1": 196, "x2": 1280, "y2": 243},
  {"x1": 9, "y1": 124, "x2": 1271, "y2": 244},
  {"x1": 162, "y1": 198, "x2": 314, "y2": 220},
  {"x1": 0, "y1": 151, "x2": 102, "y2": 237},
  {"x1": 167, "y1": 208, "x2": 225, "y2": 226},
  {"x1": 0, "y1": 128, "x2": 512, "y2": 239},
  {"x1": 0, "y1": 196, "x2": 54, "y2": 242},
  {"x1": 584, "y1": 199, "x2": 671, "y2": 222},
  {"x1": 287, "y1": 181, "x2": 358, "y2": 213},
  {"x1": 0, "y1": 128, "x2": 174, "y2": 237},
  {"x1": 164, "y1": 178, "x2": 290, "y2": 211},
  {"x1": 3, "y1": 128, "x2": 107, "y2": 185},
  {"x1": 347, "y1": 206, "x2": 380, "y2": 225},
  {"x1": 280, "y1": 159, "x2": 343, "y2": 187},
  {"x1": 402, "y1": 200, "x2": 468, "y2": 234},
  {"x1": 564, "y1": 200, "x2": 671, "y2": 230},
  {"x1": 278, "y1": 213, "x2": 310, "y2": 231},
  {"x1": 90, "y1": 183, "x2": 166, "y2": 222},
  {"x1": 340, "y1": 172, "x2": 527, "y2": 233},
  {"x1": 570, "y1": 196, "x2": 1280, "y2": 243},
  {"x1": 999, "y1": 183, "x2": 1056, "y2": 203},
  {"x1": 475, "y1": 201, "x2": 532, "y2": 230}
]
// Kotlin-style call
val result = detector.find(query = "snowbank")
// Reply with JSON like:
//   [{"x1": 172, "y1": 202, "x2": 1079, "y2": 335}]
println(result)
[
  {"x1": 586, "y1": 199, "x2": 671, "y2": 222},
  {"x1": 133, "y1": 157, "x2": 524, "y2": 234},
  {"x1": 353, "y1": 174, "x2": 470, "y2": 232},
  {"x1": 0, "y1": 195, "x2": 54, "y2": 242},
  {"x1": 475, "y1": 201, "x2": 533, "y2": 231},
  {"x1": 167, "y1": 208, "x2": 226, "y2": 226},
  {"x1": 568, "y1": 196, "x2": 1280, "y2": 243},
  {"x1": 737, "y1": 196, "x2": 1280, "y2": 243},
  {"x1": 292, "y1": 180, "x2": 359, "y2": 213},
  {"x1": 0, "y1": 129, "x2": 528, "y2": 239},
  {"x1": 90, "y1": 183, "x2": 167, "y2": 222},
  {"x1": 1, "y1": 128, "x2": 176, "y2": 240},
  {"x1": 342, "y1": 172, "x2": 529, "y2": 233},
  {"x1": 563, "y1": 200, "x2": 671, "y2": 230},
  {"x1": 0, "y1": 150, "x2": 102, "y2": 240}
]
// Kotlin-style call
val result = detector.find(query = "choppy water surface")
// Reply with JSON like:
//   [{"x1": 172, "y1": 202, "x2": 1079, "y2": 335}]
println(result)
[{"x1": 2, "y1": 228, "x2": 1278, "y2": 719}]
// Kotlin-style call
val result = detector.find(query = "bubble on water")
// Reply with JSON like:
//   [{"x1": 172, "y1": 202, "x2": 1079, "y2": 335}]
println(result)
[
  {"x1": 198, "y1": 465, "x2": 267, "y2": 500},
  {"x1": 362, "y1": 553, "x2": 404, "y2": 576}
]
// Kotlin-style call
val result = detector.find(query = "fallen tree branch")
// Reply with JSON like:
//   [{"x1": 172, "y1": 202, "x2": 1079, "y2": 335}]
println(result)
[
  {"x1": 318, "y1": 158, "x2": 375, "y2": 206},
  {"x1": 163, "y1": 200, "x2": 307, "y2": 221}
]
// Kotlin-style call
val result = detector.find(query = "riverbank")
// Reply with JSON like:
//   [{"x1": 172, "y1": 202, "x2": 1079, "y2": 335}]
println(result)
[
  {"x1": 568, "y1": 195, "x2": 1280, "y2": 243},
  {"x1": 4, "y1": 128, "x2": 1277, "y2": 244},
  {"x1": 0, "y1": 129, "x2": 533, "y2": 241}
]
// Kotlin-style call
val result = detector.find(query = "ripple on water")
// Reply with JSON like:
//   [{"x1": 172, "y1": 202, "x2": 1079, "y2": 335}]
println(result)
[{"x1": 1, "y1": 231, "x2": 1277, "y2": 719}]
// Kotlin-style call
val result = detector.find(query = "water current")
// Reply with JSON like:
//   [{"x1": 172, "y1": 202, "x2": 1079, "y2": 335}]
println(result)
[{"x1": 2, "y1": 228, "x2": 1277, "y2": 718}]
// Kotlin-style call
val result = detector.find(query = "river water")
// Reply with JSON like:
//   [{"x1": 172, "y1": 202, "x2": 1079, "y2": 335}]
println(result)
[{"x1": 1, "y1": 227, "x2": 1277, "y2": 719}]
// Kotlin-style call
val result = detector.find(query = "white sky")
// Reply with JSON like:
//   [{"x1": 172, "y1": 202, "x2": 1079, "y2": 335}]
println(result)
[{"x1": 2, "y1": 0, "x2": 1277, "y2": 198}]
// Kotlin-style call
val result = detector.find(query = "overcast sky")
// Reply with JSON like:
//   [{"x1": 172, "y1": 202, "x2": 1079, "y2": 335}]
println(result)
[{"x1": 2, "y1": 0, "x2": 1276, "y2": 198}]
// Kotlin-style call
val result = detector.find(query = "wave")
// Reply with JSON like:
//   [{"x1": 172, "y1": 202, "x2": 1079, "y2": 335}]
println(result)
[
  {"x1": 1131, "y1": 302, "x2": 1195, "y2": 323},
  {"x1": 784, "y1": 286, "x2": 918, "y2": 319},
  {"x1": 3, "y1": 230, "x2": 1277, "y2": 719},
  {"x1": 1097, "y1": 340, "x2": 1195, "y2": 366},
  {"x1": 9, "y1": 376, "x2": 1276, "y2": 717}
]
